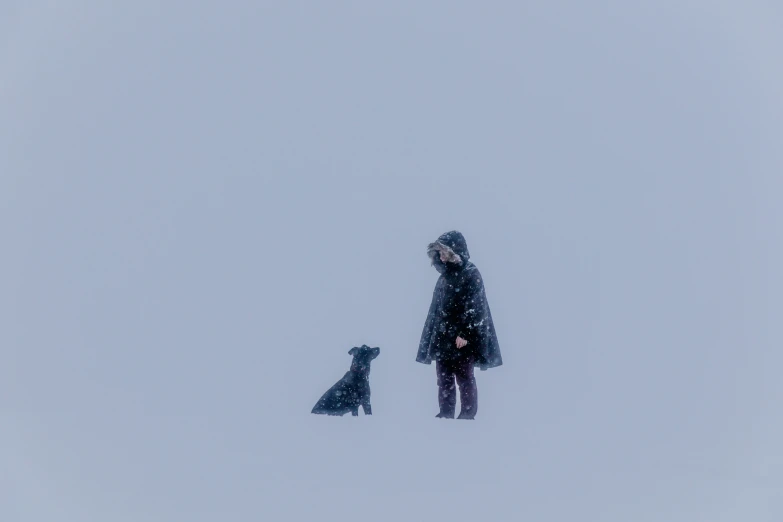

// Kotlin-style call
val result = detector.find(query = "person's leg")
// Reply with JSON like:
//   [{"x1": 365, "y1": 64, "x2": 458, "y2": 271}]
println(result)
[
  {"x1": 436, "y1": 359, "x2": 457, "y2": 418},
  {"x1": 455, "y1": 357, "x2": 478, "y2": 419}
]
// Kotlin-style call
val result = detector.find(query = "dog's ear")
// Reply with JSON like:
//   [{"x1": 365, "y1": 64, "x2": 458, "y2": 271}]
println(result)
[{"x1": 348, "y1": 347, "x2": 359, "y2": 356}]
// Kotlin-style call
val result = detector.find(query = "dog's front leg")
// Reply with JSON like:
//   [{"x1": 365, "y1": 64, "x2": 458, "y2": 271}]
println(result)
[
  {"x1": 351, "y1": 407, "x2": 359, "y2": 416},
  {"x1": 362, "y1": 401, "x2": 372, "y2": 415}
]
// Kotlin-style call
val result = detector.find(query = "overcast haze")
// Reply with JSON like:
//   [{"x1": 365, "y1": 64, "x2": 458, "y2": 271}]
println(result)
[{"x1": 2, "y1": 1, "x2": 782, "y2": 521}]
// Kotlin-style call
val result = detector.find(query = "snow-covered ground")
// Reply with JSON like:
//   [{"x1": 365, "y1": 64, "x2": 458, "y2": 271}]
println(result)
[{"x1": 5, "y1": 393, "x2": 780, "y2": 521}]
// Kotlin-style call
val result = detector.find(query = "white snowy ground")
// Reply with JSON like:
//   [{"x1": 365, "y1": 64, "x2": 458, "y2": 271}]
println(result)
[{"x1": 4, "y1": 343, "x2": 781, "y2": 522}]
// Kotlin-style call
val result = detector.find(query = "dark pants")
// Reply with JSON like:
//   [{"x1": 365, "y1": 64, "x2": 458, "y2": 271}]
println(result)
[{"x1": 436, "y1": 356, "x2": 477, "y2": 418}]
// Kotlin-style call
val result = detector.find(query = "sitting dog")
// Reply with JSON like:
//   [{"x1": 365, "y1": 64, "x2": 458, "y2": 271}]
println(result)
[{"x1": 312, "y1": 345, "x2": 380, "y2": 416}]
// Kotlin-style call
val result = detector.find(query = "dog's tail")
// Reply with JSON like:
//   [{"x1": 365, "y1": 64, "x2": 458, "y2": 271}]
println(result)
[{"x1": 311, "y1": 399, "x2": 334, "y2": 415}]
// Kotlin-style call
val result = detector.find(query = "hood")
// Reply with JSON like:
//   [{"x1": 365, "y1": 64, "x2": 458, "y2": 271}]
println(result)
[{"x1": 427, "y1": 230, "x2": 470, "y2": 268}]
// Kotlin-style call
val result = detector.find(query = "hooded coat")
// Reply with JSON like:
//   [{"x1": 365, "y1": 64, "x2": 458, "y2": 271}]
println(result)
[{"x1": 416, "y1": 231, "x2": 502, "y2": 370}]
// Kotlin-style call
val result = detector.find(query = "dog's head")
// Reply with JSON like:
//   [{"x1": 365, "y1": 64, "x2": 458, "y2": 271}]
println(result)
[{"x1": 348, "y1": 345, "x2": 380, "y2": 373}]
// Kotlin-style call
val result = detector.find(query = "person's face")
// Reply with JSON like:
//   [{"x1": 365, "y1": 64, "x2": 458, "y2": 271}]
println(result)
[{"x1": 439, "y1": 250, "x2": 449, "y2": 263}]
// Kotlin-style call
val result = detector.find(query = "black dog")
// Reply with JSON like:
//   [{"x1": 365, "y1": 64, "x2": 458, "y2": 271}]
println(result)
[{"x1": 312, "y1": 345, "x2": 380, "y2": 416}]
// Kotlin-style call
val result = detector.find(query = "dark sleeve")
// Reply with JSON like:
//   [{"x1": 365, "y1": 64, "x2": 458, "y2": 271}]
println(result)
[
  {"x1": 455, "y1": 273, "x2": 487, "y2": 342},
  {"x1": 420, "y1": 284, "x2": 440, "y2": 341},
  {"x1": 417, "y1": 278, "x2": 443, "y2": 363}
]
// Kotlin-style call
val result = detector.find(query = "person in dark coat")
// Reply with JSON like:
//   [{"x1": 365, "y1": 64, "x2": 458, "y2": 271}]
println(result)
[{"x1": 417, "y1": 231, "x2": 502, "y2": 419}]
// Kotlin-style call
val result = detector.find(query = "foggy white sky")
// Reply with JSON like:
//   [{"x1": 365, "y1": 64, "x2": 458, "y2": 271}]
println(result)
[{"x1": 2, "y1": 2, "x2": 782, "y2": 521}]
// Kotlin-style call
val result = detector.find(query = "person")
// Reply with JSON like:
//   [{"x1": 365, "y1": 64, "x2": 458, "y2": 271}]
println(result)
[{"x1": 416, "y1": 231, "x2": 502, "y2": 419}]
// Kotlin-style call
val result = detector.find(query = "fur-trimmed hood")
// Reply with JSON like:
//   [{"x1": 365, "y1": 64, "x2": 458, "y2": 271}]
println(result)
[{"x1": 427, "y1": 231, "x2": 471, "y2": 267}]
